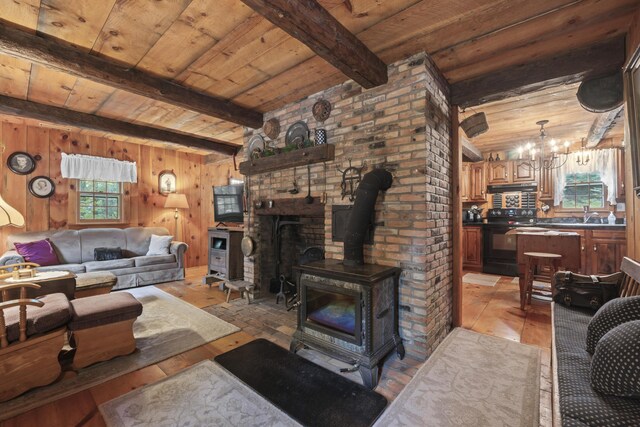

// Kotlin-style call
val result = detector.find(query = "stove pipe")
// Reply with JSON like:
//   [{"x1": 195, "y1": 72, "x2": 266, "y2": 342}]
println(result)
[{"x1": 343, "y1": 169, "x2": 393, "y2": 266}]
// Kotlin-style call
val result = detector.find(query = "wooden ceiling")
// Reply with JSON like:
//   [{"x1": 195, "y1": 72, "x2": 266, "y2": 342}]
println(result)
[
  {"x1": 0, "y1": 0, "x2": 637, "y2": 154},
  {"x1": 468, "y1": 83, "x2": 626, "y2": 155}
]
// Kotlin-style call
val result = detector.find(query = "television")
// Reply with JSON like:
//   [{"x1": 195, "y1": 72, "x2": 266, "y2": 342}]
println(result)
[{"x1": 213, "y1": 184, "x2": 244, "y2": 225}]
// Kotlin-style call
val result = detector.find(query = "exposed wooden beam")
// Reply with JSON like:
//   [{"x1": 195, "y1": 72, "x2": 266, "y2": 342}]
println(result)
[
  {"x1": 461, "y1": 135, "x2": 483, "y2": 162},
  {"x1": 451, "y1": 37, "x2": 626, "y2": 108},
  {"x1": 585, "y1": 106, "x2": 624, "y2": 148},
  {"x1": 240, "y1": 0, "x2": 387, "y2": 88},
  {"x1": 0, "y1": 95, "x2": 238, "y2": 155},
  {"x1": 0, "y1": 24, "x2": 263, "y2": 129}
]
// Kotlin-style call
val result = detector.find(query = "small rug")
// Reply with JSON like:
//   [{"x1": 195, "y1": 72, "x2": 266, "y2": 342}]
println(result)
[
  {"x1": 0, "y1": 286, "x2": 239, "y2": 421},
  {"x1": 100, "y1": 360, "x2": 299, "y2": 427},
  {"x1": 463, "y1": 272, "x2": 500, "y2": 286},
  {"x1": 215, "y1": 339, "x2": 388, "y2": 427},
  {"x1": 374, "y1": 328, "x2": 541, "y2": 427}
]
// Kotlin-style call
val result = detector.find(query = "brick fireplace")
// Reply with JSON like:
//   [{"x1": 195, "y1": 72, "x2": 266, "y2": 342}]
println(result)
[{"x1": 242, "y1": 52, "x2": 453, "y2": 360}]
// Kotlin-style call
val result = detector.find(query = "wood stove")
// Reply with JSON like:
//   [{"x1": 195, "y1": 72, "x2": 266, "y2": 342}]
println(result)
[{"x1": 291, "y1": 259, "x2": 404, "y2": 389}]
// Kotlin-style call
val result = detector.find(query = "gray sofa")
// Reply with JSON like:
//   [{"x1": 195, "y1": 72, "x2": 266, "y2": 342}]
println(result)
[{"x1": 0, "y1": 227, "x2": 187, "y2": 290}]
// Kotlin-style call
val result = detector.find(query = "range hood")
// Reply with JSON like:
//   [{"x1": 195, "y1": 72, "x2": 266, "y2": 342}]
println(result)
[{"x1": 486, "y1": 183, "x2": 537, "y2": 194}]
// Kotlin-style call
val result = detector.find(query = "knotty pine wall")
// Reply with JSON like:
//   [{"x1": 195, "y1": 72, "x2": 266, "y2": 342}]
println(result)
[{"x1": 0, "y1": 120, "x2": 240, "y2": 268}]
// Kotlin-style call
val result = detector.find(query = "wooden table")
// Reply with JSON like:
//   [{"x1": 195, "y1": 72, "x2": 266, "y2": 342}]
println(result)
[
  {"x1": 1, "y1": 271, "x2": 76, "y2": 300},
  {"x1": 515, "y1": 231, "x2": 581, "y2": 294}
]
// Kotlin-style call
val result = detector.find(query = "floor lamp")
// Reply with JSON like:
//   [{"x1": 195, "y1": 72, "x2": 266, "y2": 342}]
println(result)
[{"x1": 164, "y1": 193, "x2": 189, "y2": 240}]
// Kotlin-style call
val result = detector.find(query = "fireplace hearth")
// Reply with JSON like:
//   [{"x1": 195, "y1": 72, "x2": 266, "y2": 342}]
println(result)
[{"x1": 291, "y1": 259, "x2": 404, "y2": 389}]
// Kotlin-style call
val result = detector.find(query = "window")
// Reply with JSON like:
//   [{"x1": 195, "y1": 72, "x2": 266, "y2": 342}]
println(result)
[
  {"x1": 78, "y1": 180, "x2": 122, "y2": 221},
  {"x1": 562, "y1": 172, "x2": 605, "y2": 209}
]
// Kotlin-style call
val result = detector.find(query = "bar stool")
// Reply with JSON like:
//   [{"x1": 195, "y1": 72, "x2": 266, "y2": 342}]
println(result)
[{"x1": 521, "y1": 252, "x2": 563, "y2": 310}]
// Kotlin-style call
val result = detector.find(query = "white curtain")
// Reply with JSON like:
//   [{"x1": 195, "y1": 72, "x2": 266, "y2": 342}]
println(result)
[
  {"x1": 61, "y1": 153, "x2": 137, "y2": 183},
  {"x1": 553, "y1": 148, "x2": 617, "y2": 206}
]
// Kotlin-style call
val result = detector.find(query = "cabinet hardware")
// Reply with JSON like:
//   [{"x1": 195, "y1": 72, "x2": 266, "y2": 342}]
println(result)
[
  {"x1": 581, "y1": 246, "x2": 585, "y2": 251},
  {"x1": 593, "y1": 245, "x2": 597, "y2": 252}
]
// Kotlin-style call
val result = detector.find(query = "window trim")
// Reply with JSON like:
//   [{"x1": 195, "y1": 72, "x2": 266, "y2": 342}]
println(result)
[
  {"x1": 75, "y1": 179, "x2": 126, "y2": 225},
  {"x1": 557, "y1": 172, "x2": 609, "y2": 213}
]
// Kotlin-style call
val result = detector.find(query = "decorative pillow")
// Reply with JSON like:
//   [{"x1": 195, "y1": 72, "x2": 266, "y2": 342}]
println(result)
[
  {"x1": 146, "y1": 234, "x2": 173, "y2": 256},
  {"x1": 590, "y1": 320, "x2": 640, "y2": 398},
  {"x1": 586, "y1": 296, "x2": 640, "y2": 354},
  {"x1": 94, "y1": 247, "x2": 123, "y2": 261},
  {"x1": 14, "y1": 239, "x2": 60, "y2": 266}
]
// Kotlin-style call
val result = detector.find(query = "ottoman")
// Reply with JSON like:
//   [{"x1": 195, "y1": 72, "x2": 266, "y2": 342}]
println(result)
[
  {"x1": 68, "y1": 292, "x2": 142, "y2": 369},
  {"x1": 74, "y1": 272, "x2": 117, "y2": 298}
]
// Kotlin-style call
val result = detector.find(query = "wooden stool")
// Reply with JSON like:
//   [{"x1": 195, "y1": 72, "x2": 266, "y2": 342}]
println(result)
[
  {"x1": 224, "y1": 280, "x2": 254, "y2": 304},
  {"x1": 521, "y1": 252, "x2": 563, "y2": 310}
]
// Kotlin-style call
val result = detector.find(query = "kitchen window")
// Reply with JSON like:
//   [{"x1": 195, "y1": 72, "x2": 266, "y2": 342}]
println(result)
[
  {"x1": 562, "y1": 172, "x2": 605, "y2": 209},
  {"x1": 78, "y1": 180, "x2": 122, "y2": 222}
]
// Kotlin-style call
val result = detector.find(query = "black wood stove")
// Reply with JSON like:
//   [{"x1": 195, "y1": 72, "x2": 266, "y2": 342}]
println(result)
[{"x1": 291, "y1": 259, "x2": 404, "y2": 389}]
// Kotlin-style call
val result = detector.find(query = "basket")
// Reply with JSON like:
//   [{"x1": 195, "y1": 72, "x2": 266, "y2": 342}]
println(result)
[{"x1": 460, "y1": 112, "x2": 489, "y2": 138}]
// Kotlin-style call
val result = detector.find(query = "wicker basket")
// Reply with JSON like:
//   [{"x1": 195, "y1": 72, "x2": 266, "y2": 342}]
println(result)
[{"x1": 460, "y1": 112, "x2": 488, "y2": 138}]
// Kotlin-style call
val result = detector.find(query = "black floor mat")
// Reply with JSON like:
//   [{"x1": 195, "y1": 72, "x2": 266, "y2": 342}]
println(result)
[{"x1": 214, "y1": 339, "x2": 387, "y2": 427}]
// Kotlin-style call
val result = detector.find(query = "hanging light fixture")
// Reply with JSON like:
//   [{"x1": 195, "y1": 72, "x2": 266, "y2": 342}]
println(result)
[
  {"x1": 517, "y1": 120, "x2": 571, "y2": 171},
  {"x1": 576, "y1": 137, "x2": 590, "y2": 166},
  {"x1": 0, "y1": 141, "x2": 25, "y2": 227}
]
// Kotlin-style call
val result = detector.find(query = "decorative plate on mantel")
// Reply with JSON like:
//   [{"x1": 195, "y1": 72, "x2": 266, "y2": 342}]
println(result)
[
  {"x1": 285, "y1": 121, "x2": 309, "y2": 148},
  {"x1": 247, "y1": 134, "x2": 265, "y2": 160}
]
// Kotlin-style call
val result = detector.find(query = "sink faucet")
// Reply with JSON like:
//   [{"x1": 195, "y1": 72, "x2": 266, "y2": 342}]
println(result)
[{"x1": 583, "y1": 206, "x2": 600, "y2": 223}]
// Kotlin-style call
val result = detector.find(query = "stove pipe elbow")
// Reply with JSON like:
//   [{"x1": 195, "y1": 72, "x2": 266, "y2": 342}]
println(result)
[{"x1": 343, "y1": 169, "x2": 393, "y2": 266}]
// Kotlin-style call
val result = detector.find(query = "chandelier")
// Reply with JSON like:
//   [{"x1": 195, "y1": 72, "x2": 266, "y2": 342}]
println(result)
[
  {"x1": 517, "y1": 120, "x2": 570, "y2": 171},
  {"x1": 576, "y1": 137, "x2": 590, "y2": 166}
]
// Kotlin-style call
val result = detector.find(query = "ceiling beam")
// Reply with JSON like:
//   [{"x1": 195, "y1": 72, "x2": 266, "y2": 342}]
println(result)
[
  {"x1": 461, "y1": 135, "x2": 483, "y2": 162},
  {"x1": 0, "y1": 24, "x2": 263, "y2": 129},
  {"x1": 240, "y1": 0, "x2": 387, "y2": 88},
  {"x1": 0, "y1": 95, "x2": 238, "y2": 155},
  {"x1": 451, "y1": 37, "x2": 626, "y2": 108},
  {"x1": 585, "y1": 106, "x2": 624, "y2": 148}
]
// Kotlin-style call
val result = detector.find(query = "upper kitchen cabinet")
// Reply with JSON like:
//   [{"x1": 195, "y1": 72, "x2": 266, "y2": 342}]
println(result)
[
  {"x1": 513, "y1": 160, "x2": 536, "y2": 183},
  {"x1": 538, "y1": 166, "x2": 554, "y2": 201},
  {"x1": 487, "y1": 161, "x2": 512, "y2": 185},
  {"x1": 470, "y1": 163, "x2": 486, "y2": 201},
  {"x1": 461, "y1": 163, "x2": 470, "y2": 201}
]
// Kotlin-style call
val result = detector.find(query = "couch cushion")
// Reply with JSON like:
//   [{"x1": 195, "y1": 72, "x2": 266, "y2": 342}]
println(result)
[
  {"x1": 554, "y1": 304, "x2": 640, "y2": 426},
  {"x1": 591, "y1": 320, "x2": 640, "y2": 398},
  {"x1": 69, "y1": 292, "x2": 142, "y2": 331},
  {"x1": 14, "y1": 239, "x2": 60, "y2": 266},
  {"x1": 37, "y1": 263, "x2": 86, "y2": 274},
  {"x1": 124, "y1": 227, "x2": 170, "y2": 256},
  {"x1": 132, "y1": 254, "x2": 176, "y2": 267},
  {"x1": 78, "y1": 228, "x2": 127, "y2": 263},
  {"x1": 83, "y1": 258, "x2": 135, "y2": 272},
  {"x1": 586, "y1": 296, "x2": 640, "y2": 354},
  {"x1": 146, "y1": 234, "x2": 173, "y2": 256},
  {"x1": 75, "y1": 271, "x2": 117, "y2": 290},
  {"x1": 4, "y1": 293, "x2": 71, "y2": 343},
  {"x1": 108, "y1": 263, "x2": 179, "y2": 277}
]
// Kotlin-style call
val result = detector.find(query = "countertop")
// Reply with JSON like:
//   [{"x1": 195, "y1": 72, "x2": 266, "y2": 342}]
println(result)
[{"x1": 463, "y1": 222, "x2": 626, "y2": 230}]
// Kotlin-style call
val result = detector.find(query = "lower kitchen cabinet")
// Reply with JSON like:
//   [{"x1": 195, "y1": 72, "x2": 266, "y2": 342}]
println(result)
[
  {"x1": 558, "y1": 229, "x2": 626, "y2": 275},
  {"x1": 462, "y1": 226, "x2": 483, "y2": 271}
]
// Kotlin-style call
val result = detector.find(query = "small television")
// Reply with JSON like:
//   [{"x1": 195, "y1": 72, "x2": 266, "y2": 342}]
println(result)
[{"x1": 213, "y1": 184, "x2": 244, "y2": 224}]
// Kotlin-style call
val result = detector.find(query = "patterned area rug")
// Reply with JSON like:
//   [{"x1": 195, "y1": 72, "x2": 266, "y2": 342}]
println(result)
[
  {"x1": 463, "y1": 272, "x2": 501, "y2": 286},
  {"x1": 0, "y1": 286, "x2": 239, "y2": 421},
  {"x1": 99, "y1": 360, "x2": 299, "y2": 427},
  {"x1": 374, "y1": 328, "x2": 541, "y2": 427}
]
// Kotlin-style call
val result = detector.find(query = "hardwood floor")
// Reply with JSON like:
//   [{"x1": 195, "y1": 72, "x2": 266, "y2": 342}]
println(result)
[{"x1": 2, "y1": 268, "x2": 553, "y2": 426}]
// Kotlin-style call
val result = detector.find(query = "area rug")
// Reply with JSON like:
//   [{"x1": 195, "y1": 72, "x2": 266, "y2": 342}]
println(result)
[
  {"x1": 0, "y1": 286, "x2": 239, "y2": 421},
  {"x1": 99, "y1": 359, "x2": 299, "y2": 426},
  {"x1": 463, "y1": 272, "x2": 500, "y2": 286},
  {"x1": 374, "y1": 328, "x2": 541, "y2": 427},
  {"x1": 215, "y1": 339, "x2": 388, "y2": 427}
]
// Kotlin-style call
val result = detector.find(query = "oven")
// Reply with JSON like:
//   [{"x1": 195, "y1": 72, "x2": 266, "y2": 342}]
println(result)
[{"x1": 482, "y1": 208, "x2": 537, "y2": 277}]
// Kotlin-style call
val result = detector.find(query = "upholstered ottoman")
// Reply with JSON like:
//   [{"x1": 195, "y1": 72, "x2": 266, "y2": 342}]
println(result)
[
  {"x1": 74, "y1": 271, "x2": 117, "y2": 298},
  {"x1": 68, "y1": 292, "x2": 142, "y2": 369}
]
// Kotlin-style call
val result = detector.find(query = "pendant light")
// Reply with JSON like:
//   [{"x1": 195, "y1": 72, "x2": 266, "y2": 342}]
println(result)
[{"x1": 0, "y1": 141, "x2": 25, "y2": 227}]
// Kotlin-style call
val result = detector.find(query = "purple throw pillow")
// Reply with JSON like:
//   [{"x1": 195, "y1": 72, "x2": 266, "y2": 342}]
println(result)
[{"x1": 14, "y1": 239, "x2": 60, "y2": 266}]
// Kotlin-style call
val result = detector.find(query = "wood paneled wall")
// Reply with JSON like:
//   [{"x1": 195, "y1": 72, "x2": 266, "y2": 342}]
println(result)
[
  {"x1": 625, "y1": 6, "x2": 640, "y2": 262},
  {"x1": 0, "y1": 119, "x2": 240, "y2": 267}
]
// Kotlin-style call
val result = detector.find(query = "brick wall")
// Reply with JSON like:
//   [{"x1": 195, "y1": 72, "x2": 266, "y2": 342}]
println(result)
[{"x1": 242, "y1": 52, "x2": 453, "y2": 358}]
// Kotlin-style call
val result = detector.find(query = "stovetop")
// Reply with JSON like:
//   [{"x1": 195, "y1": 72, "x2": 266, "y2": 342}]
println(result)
[{"x1": 486, "y1": 208, "x2": 537, "y2": 225}]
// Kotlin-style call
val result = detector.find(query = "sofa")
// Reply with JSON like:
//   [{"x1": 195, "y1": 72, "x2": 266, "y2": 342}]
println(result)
[
  {"x1": 0, "y1": 227, "x2": 187, "y2": 290},
  {"x1": 552, "y1": 257, "x2": 640, "y2": 426}
]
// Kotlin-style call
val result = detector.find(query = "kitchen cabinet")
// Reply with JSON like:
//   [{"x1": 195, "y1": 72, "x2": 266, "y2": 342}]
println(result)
[
  {"x1": 487, "y1": 161, "x2": 511, "y2": 185},
  {"x1": 461, "y1": 162, "x2": 485, "y2": 202},
  {"x1": 538, "y1": 166, "x2": 554, "y2": 201},
  {"x1": 470, "y1": 162, "x2": 486, "y2": 201},
  {"x1": 513, "y1": 160, "x2": 536, "y2": 183},
  {"x1": 462, "y1": 226, "x2": 483, "y2": 271},
  {"x1": 461, "y1": 163, "x2": 470, "y2": 202},
  {"x1": 557, "y1": 228, "x2": 626, "y2": 275}
]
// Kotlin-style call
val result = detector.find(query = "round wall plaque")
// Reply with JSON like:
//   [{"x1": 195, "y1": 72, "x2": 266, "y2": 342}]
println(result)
[
  {"x1": 263, "y1": 118, "x2": 280, "y2": 140},
  {"x1": 312, "y1": 99, "x2": 332, "y2": 122}
]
